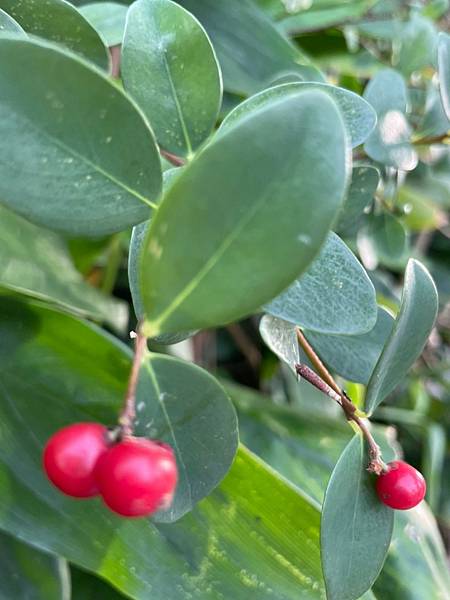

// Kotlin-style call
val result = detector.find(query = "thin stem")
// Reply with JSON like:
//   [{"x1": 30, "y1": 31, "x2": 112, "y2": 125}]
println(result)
[
  {"x1": 295, "y1": 363, "x2": 343, "y2": 404},
  {"x1": 160, "y1": 148, "x2": 186, "y2": 167},
  {"x1": 412, "y1": 132, "x2": 450, "y2": 146},
  {"x1": 296, "y1": 328, "x2": 341, "y2": 396},
  {"x1": 118, "y1": 327, "x2": 148, "y2": 437}
]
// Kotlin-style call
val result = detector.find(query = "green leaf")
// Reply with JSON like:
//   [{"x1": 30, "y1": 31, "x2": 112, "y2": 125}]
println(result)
[
  {"x1": 136, "y1": 352, "x2": 238, "y2": 522},
  {"x1": 0, "y1": 532, "x2": 70, "y2": 600},
  {"x1": 0, "y1": 7, "x2": 25, "y2": 33},
  {"x1": 0, "y1": 205, "x2": 127, "y2": 331},
  {"x1": 79, "y1": 2, "x2": 128, "y2": 46},
  {"x1": 71, "y1": 566, "x2": 127, "y2": 599},
  {"x1": 0, "y1": 297, "x2": 325, "y2": 599},
  {"x1": 305, "y1": 307, "x2": 395, "y2": 384},
  {"x1": 177, "y1": 0, "x2": 322, "y2": 95},
  {"x1": 0, "y1": 37, "x2": 162, "y2": 236},
  {"x1": 397, "y1": 15, "x2": 437, "y2": 77},
  {"x1": 0, "y1": 0, "x2": 109, "y2": 69},
  {"x1": 365, "y1": 259, "x2": 438, "y2": 415},
  {"x1": 321, "y1": 434, "x2": 394, "y2": 600},
  {"x1": 336, "y1": 165, "x2": 380, "y2": 232},
  {"x1": 220, "y1": 82, "x2": 377, "y2": 148},
  {"x1": 140, "y1": 90, "x2": 350, "y2": 336},
  {"x1": 438, "y1": 32, "x2": 450, "y2": 121},
  {"x1": 265, "y1": 232, "x2": 377, "y2": 335},
  {"x1": 364, "y1": 69, "x2": 418, "y2": 171},
  {"x1": 373, "y1": 504, "x2": 450, "y2": 599},
  {"x1": 359, "y1": 213, "x2": 409, "y2": 268},
  {"x1": 122, "y1": 0, "x2": 222, "y2": 158}
]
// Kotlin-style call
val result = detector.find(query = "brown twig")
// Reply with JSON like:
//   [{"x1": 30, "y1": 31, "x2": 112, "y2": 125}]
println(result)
[
  {"x1": 160, "y1": 148, "x2": 186, "y2": 167},
  {"x1": 227, "y1": 323, "x2": 261, "y2": 371},
  {"x1": 118, "y1": 326, "x2": 148, "y2": 437},
  {"x1": 296, "y1": 328, "x2": 341, "y2": 396}
]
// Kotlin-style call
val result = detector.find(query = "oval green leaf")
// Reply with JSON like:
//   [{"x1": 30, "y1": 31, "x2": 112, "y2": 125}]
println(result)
[
  {"x1": 0, "y1": 0, "x2": 109, "y2": 69},
  {"x1": 365, "y1": 259, "x2": 438, "y2": 415},
  {"x1": 0, "y1": 37, "x2": 162, "y2": 236},
  {"x1": 136, "y1": 353, "x2": 238, "y2": 523},
  {"x1": 364, "y1": 69, "x2": 418, "y2": 171},
  {"x1": 438, "y1": 32, "x2": 450, "y2": 121},
  {"x1": 321, "y1": 434, "x2": 394, "y2": 600},
  {"x1": 0, "y1": 205, "x2": 127, "y2": 332},
  {"x1": 336, "y1": 165, "x2": 380, "y2": 233},
  {"x1": 122, "y1": 0, "x2": 222, "y2": 158},
  {"x1": 0, "y1": 532, "x2": 70, "y2": 600},
  {"x1": 0, "y1": 297, "x2": 324, "y2": 599},
  {"x1": 265, "y1": 232, "x2": 377, "y2": 335},
  {"x1": 305, "y1": 307, "x2": 395, "y2": 384},
  {"x1": 0, "y1": 7, "x2": 25, "y2": 34},
  {"x1": 220, "y1": 82, "x2": 376, "y2": 148},
  {"x1": 140, "y1": 90, "x2": 350, "y2": 336},
  {"x1": 79, "y1": 2, "x2": 128, "y2": 46},
  {"x1": 358, "y1": 213, "x2": 409, "y2": 269}
]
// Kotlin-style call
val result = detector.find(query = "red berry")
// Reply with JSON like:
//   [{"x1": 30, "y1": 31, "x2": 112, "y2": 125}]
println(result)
[
  {"x1": 376, "y1": 460, "x2": 426, "y2": 510},
  {"x1": 95, "y1": 437, "x2": 178, "y2": 517},
  {"x1": 43, "y1": 423, "x2": 109, "y2": 498}
]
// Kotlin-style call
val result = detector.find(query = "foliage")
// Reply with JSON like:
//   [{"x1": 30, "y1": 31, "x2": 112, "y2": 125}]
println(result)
[{"x1": 0, "y1": 0, "x2": 449, "y2": 598}]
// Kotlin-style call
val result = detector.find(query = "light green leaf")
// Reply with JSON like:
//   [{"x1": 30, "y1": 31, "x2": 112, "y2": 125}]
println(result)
[
  {"x1": 259, "y1": 314, "x2": 300, "y2": 373},
  {"x1": 0, "y1": 0, "x2": 109, "y2": 69},
  {"x1": 321, "y1": 435, "x2": 394, "y2": 600},
  {"x1": 336, "y1": 165, "x2": 380, "y2": 233},
  {"x1": 365, "y1": 259, "x2": 438, "y2": 415},
  {"x1": 0, "y1": 206, "x2": 127, "y2": 331},
  {"x1": 177, "y1": 0, "x2": 322, "y2": 95},
  {"x1": 0, "y1": 297, "x2": 325, "y2": 599},
  {"x1": 438, "y1": 32, "x2": 450, "y2": 121},
  {"x1": 364, "y1": 69, "x2": 418, "y2": 171},
  {"x1": 265, "y1": 232, "x2": 377, "y2": 335},
  {"x1": 0, "y1": 7, "x2": 25, "y2": 33},
  {"x1": 397, "y1": 14, "x2": 437, "y2": 77},
  {"x1": 305, "y1": 307, "x2": 394, "y2": 385},
  {"x1": 140, "y1": 90, "x2": 349, "y2": 336},
  {"x1": 136, "y1": 352, "x2": 238, "y2": 523},
  {"x1": 79, "y1": 2, "x2": 128, "y2": 46},
  {"x1": 0, "y1": 37, "x2": 162, "y2": 236},
  {"x1": 122, "y1": 0, "x2": 222, "y2": 158},
  {"x1": 0, "y1": 532, "x2": 70, "y2": 600},
  {"x1": 220, "y1": 82, "x2": 377, "y2": 147},
  {"x1": 359, "y1": 213, "x2": 409, "y2": 268}
]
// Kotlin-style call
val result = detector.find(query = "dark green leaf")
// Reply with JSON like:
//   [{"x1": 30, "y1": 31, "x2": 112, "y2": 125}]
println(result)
[
  {"x1": 305, "y1": 307, "x2": 395, "y2": 384},
  {"x1": 359, "y1": 213, "x2": 409, "y2": 268},
  {"x1": 122, "y1": 0, "x2": 222, "y2": 158},
  {"x1": 177, "y1": 0, "x2": 322, "y2": 95},
  {"x1": 0, "y1": 206, "x2": 127, "y2": 331},
  {"x1": 0, "y1": 297, "x2": 325, "y2": 599},
  {"x1": 321, "y1": 435, "x2": 394, "y2": 600},
  {"x1": 136, "y1": 352, "x2": 238, "y2": 522},
  {"x1": 365, "y1": 259, "x2": 438, "y2": 415},
  {"x1": 0, "y1": 7, "x2": 24, "y2": 33},
  {"x1": 0, "y1": 0, "x2": 109, "y2": 69},
  {"x1": 79, "y1": 2, "x2": 128, "y2": 46},
  {"x1": 336, "y1": 165, "x2": 380, "y2": 232},
  {"x1": 364, "y1": 69, "x2": 418, "y2": 171},
  {"x1": 265, "y1": 232, "x2": 377, "y2": 335},
  {"x1": 220, "y1": 82, "x2": 377, "y2": 148},
  {"x1": 438, "y1": 32, "x2": 450, "y2": 121},
  {"x1": 140, "y1": 90, "x2": 349, "y2": 336},
  {"x1": 0, "y1": 532, "x2": 70, "y2": 600},
  {"x1": 71, "y1": 566, "x2": 126, "y2": 599},
  {"x1": 0, "y1": 37, "x2": 161, "y2": 236}
]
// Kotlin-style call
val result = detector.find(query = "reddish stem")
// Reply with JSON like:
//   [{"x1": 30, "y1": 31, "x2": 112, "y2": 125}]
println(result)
[
  {"x1": 160, "y1": 148, "x2": 186, "y2": 167},
  {"x1": 118, "y1": 327, "x2": 148, "y2": 437}
]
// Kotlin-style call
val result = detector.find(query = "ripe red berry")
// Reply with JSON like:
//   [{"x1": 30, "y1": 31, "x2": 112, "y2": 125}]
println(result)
[
  {"x1": 43, "y1": 423, "x2": 110, "y2": 498},
  {"x1": 376, "y1": 460, "x2": 426, "y2": 510},
  {"x1": 95, "y1": 437, "x2": 178, "y2": 517}
]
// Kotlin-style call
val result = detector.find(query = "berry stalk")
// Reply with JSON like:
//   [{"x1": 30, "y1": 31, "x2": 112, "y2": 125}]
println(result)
[{"x1": 119, "y1": 326, "x2": 148, "y2": 437}]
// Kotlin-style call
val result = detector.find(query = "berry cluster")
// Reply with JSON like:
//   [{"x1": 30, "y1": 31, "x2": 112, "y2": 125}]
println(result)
[
  {"x1": 376, "y1": 460, "x2": 426, "y2": 510},
  {"x1": 43, "y1": 423, "x2": 178, "y2": 518}
]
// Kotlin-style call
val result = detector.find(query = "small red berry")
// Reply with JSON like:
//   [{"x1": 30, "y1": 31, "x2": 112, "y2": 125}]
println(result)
[
  {"x1": 43, "y1": 423, "x2": 110, "y2": 498},
  {"x1": 376, "y1": 460, "x2": 426, "y2": 510},
  {"x1": 95, "y1": 437, "x2": 178, "y2": 517}
]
